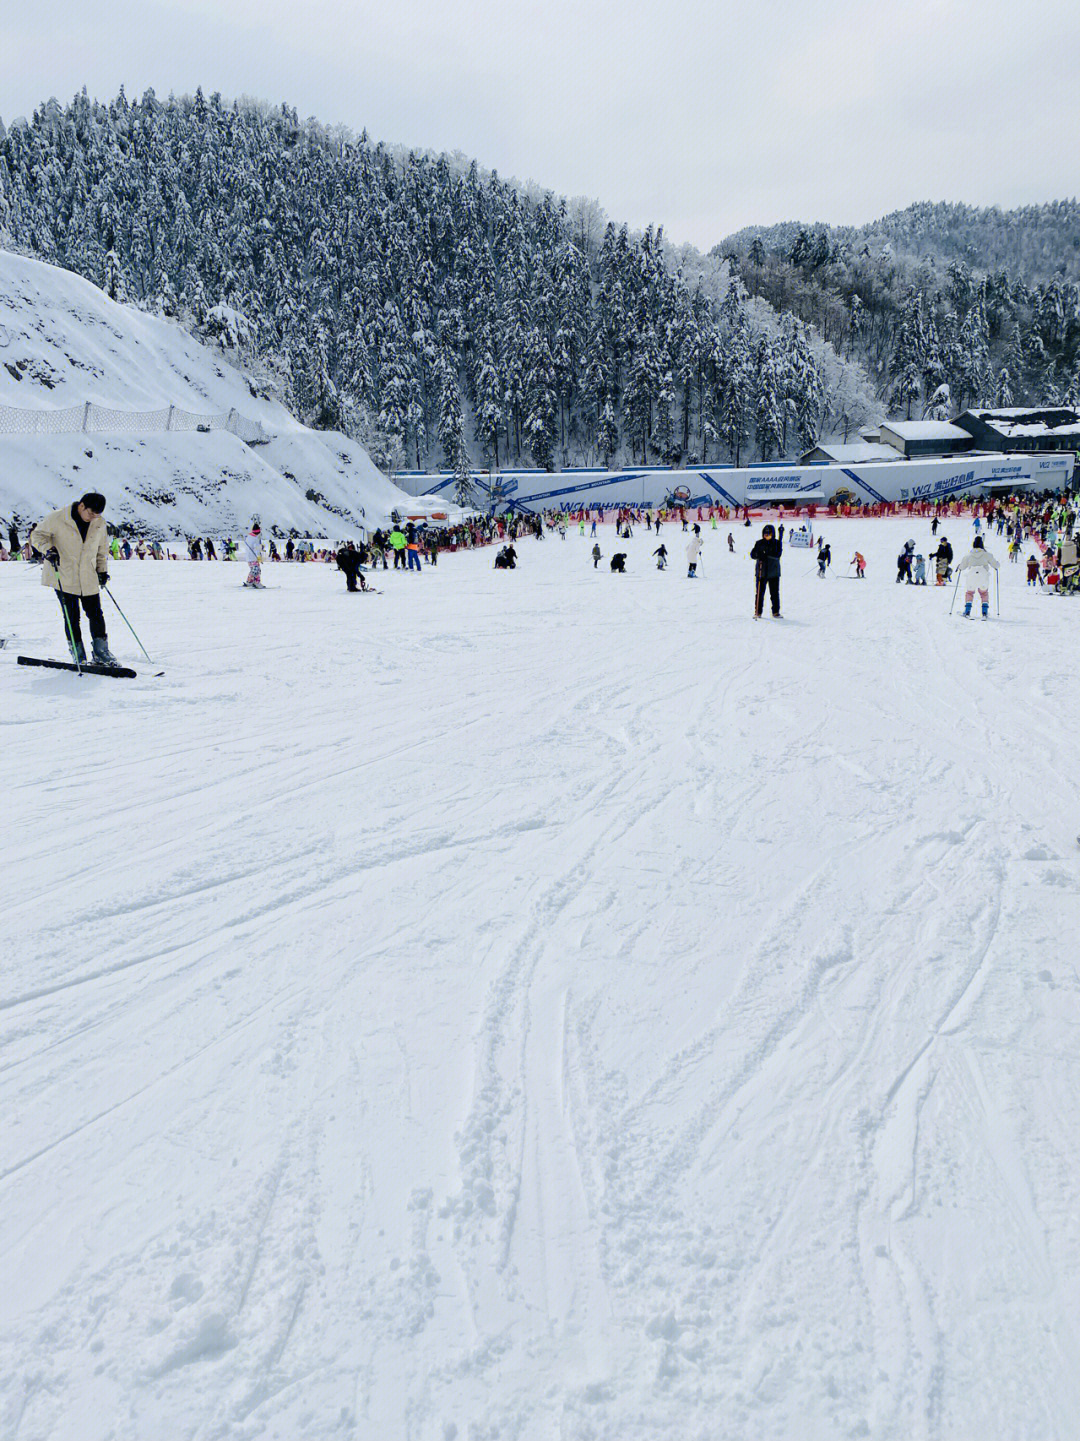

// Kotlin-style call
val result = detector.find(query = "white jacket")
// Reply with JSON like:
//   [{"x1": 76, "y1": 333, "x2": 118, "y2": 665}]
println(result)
[
  {"x1": 30, "y1": 503, "x2": 109, "y2": 596},
  {"x1": 241, "y1": 531, "x2": 263, "y2": 564},
  {"x1": 687, "y1": 537, "x2": 702, "y2": 562},
  {"x1": 957, "y1": 547, "x2": 999, "y2": 584}
]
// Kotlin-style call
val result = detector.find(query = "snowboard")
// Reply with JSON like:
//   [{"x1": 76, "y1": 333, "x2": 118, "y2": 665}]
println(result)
[{"x1": 18, "y1": 655, "x2": 137, "y2": 678}]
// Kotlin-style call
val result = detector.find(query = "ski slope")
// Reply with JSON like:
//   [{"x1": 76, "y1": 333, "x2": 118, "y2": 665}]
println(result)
[{"x1": 3, "y1": 519, "x2": 1079, "y2": 1441}]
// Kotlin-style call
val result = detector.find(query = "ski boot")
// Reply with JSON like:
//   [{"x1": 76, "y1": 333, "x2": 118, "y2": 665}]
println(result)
[
  {"x1": 963, "y1": 601, "x2": 972, "y2": 617},
  {"x1": 68, "y1": 637, "x2": 87, "y2": 665},
  {"x1": 982, "y1": 602, "x2": 989, "y2": 619},
  {"x1": 92, "y1": 637, "x2": 120, "y2": 666}
]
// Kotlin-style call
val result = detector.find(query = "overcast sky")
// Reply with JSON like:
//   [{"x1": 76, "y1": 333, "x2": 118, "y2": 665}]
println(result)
[{"x1": 3, "y1": 0, "x2": 1078, "y2": 251}]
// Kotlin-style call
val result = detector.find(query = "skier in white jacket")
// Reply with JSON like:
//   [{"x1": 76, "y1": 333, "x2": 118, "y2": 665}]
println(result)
[
  {"x1": 686, "y1": 527, "x2": 703, "y2": 578},
  {"x1": 957, "y1": 535, "x2": 999, "y2": 618},
  {"x1": 241, "y1": 524, "x2": 265, "y2": 588}
]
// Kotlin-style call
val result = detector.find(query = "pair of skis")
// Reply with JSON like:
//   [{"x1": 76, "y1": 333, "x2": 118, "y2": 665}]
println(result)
[{"x1": 17, "y1": 655, "x2": 139, "y2": 678}]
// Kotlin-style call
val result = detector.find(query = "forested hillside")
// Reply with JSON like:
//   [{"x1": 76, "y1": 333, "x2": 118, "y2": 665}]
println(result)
[
  {"x1": 722, "y1": 201, "x2": 1080, "y2": 423},
  {"x1": 0, "y1": 89, "x2": 869, "y2": 473}
]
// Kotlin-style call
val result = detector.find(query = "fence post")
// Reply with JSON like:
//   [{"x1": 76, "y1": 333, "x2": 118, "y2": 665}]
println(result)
[
  {"x1": 82, "y1": 401, "x2": 91, "y2": 433},
  {"x1": 167, "y1": 405, "x2": 174, "y2": 432},
  {"x1": 228, "y1": 408, "x2": 237, "y2": 434}
]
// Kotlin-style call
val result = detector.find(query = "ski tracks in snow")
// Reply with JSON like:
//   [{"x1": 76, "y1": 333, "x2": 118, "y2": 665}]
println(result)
[{"x1": 3, "y1": 528, "x2": 1080, "y2": 1440}]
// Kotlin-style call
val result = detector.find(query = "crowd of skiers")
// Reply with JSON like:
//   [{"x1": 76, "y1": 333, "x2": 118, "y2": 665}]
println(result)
[{"x1": 6, "y1": 489, "x2": 1079, "y2": 664}]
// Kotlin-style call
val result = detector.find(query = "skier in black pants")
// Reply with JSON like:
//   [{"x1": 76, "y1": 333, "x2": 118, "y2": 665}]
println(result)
[
  {"x1": 29, "y1": 491, "x2": 118, "y2": 663},
  {"x1": 750, "y1": 523, "x2": 783, "y2": 619},
  {"x1": 336, "y1": 541, "x2": 365, "y2": 591}
]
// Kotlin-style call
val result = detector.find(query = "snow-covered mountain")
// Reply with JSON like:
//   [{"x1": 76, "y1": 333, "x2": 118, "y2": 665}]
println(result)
[{"x1": 0, "y1": 249, "x2": 424, "y2": 539}]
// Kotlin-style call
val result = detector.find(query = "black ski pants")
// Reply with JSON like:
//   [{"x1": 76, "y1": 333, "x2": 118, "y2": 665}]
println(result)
[
  {"x1": 57, "y1": 589, "x2": 107, "y2": 643},
  {"x1": 754, "y1": 574, "x2": 781, "y2": 617}
]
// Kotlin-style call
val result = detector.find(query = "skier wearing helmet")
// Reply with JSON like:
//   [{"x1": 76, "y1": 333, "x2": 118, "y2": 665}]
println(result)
[{"x1": 750, "y1": 523, "x2": 783, "y2": 618}]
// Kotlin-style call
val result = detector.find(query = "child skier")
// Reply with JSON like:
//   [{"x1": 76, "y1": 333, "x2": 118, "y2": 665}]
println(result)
[
  {"x1": 957, "y1": 535, "x2": 999, "y2": 618},
  {"x1": 653, "y1": 543, "x2": 668, "y2": 570},
  {"x1": 686, "y1": 531, "x2": 702, "y2": 577},
  {"x1": 241, "y1": 523, "x2": 265, "y2": 587},
  {"x1": 1026, "y1": 555, "x2": 1044, "y2": 586},
  {"x1": 850, "y1": 551, "x2": 866, "y2": 578},
  {"x1": 913, "y1": 554, "x2": 927, "y2": 585}
]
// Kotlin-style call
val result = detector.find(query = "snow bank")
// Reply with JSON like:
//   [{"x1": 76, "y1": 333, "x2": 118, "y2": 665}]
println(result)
[{"x1": 0, "y1": 249, "x2": 417, "y2": 535}]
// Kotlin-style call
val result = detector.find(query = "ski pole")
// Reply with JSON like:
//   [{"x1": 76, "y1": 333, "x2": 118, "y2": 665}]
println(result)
[
  {"x1": 995, "y1": 568, "x2": 1000, "y2": 616},
  {"x1": 949, "y1": 571, "x2": 962, "y2": 615},
  {"x1": 56, "y1": 590, "x2": 83, "y2": 676},
  {"x1": 102, "y1": 583, "x2": 154, "y2": 662}
]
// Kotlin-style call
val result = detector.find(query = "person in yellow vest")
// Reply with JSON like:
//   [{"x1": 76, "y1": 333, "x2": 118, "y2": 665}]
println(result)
[
  {"x1": 389, "y1": 525, "x2": 407, "y2": 569},
  {"x1": 30, "y1": 491, "x2": 118, "y2": 665}
]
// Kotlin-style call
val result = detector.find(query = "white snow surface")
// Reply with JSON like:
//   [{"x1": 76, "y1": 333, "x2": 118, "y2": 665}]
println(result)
[
  {"x1": 0, "y1": 250, "x2": 416, "y2": 535},
  {"x1": 3, "y1": 518, "x2": 1079, "y2": 1441}
]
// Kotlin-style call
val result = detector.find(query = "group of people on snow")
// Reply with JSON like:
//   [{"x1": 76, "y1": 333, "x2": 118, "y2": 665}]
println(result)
[{"x1": 10, "y1": 487, "x2": 1080, "y2": 666}]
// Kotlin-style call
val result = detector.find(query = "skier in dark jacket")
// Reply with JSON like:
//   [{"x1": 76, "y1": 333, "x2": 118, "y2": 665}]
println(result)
[
  {"x1": 750, "y1": 523, "x2": 783, "y2": 618},
  {"x1": 931, "y1": 537, "x2": 953, "y2": 585},
  {"x1": 336, "y1": 541, "x2": 366, "y2": 591}
]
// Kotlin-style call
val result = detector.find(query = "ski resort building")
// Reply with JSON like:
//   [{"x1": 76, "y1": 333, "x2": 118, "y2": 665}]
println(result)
[
  {"x1": 876, "y1": 420, "x2": 975, "y2": 458},
  {"x1": 397, "y1": 449, "x2": 1074, "y2": 516},
  {"x1": 953, "y1": 407, "x2": 1080, "y2": 455}
]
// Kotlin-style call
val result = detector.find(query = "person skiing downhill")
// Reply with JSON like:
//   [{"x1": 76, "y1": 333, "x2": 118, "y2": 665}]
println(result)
[
  {"x1": 750, "y1": 523, "x2": 783, "y2": 618},
  {"x1": 29, "y1": 491, "x2": 119, "y2": 664},
  {"x1": 653, "y1": 543, "x2": 668, "y2": 570},
  {"x1": 241, "y1": 523, "x2": 265, "y2": 587},
  {"x1": 957, "y1": 535, "x2": 999, "y2": 618},
  {"x1": 686, "y1": 529, "x2": 702, "y2": 577},
  {"x1": 850, "y1": 551, "x2": 866, "y2": 578},
  {"x1": 817, "y1": 542, "x2": 831, "y2": 577}
]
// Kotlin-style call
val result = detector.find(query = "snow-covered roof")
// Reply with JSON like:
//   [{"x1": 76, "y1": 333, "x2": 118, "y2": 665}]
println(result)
[
  {"x1": 806, "y1": 442, "x2": 902, "y2": 463},
  {"x1": 962, "y1": 407, "x2": 1080, "y2": 439},
  {"x1": 880, "y1": 420, "x2": 972, "y2": 441}
]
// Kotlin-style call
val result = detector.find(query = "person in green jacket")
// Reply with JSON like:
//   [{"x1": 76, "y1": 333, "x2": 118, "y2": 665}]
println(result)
[{"x1": 389, "y1": 525, "x2": 407, "y2": 569}]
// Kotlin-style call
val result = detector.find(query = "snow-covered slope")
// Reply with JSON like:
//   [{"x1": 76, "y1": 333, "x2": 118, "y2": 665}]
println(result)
[
  {"x1": 3, "y1": 519, "x2": 1078, "y2": 1440},
  {"x1": 0, "y1": 250, "x2": 417, "y2": 536}
]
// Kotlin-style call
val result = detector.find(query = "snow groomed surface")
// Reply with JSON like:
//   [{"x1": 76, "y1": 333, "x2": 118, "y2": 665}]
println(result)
[{"x1": 3, "y1": 518, "x2": 1079, "y2": 1441}]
